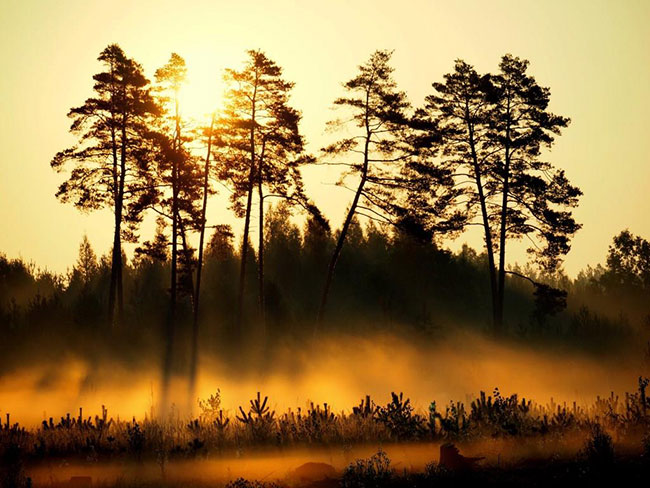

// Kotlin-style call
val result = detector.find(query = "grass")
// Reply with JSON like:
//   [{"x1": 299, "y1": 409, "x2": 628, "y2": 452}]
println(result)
[{"x1": 1, "y1": 377, "x2": 650, "y2": 461}]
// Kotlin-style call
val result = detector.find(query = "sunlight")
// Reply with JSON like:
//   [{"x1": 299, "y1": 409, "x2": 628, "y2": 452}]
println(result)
[
  {"x1": 176, "y1": 49, "x2": 241, "y2": 125},
  {"x1": 179, "y1": 71, "x2": 221, "y2": 125}
]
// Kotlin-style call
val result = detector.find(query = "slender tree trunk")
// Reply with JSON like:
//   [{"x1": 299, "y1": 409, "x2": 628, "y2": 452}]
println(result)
[
  {"x1": 188, "y1": 114, "x2": 215, "y2": 405},
  {"x1": 236, "y1": 78, "x2": 258, "y2": 333},
  {"x1": 162, "y1": 91, "x2": 182, "y2": 412},
  {"x1": 108, "y1": 209, "x2": 121, "y2": 326},
  {"x1": 257, "y1": 140, "x2": 267, "y2": 332},
  {"x1": 465, "y1": 104, "x2": 499, "y2": 330},
  {"x1": 317, "y1": 137, "x2": 370, "y2": 329},
  {"x1": 116, "y1": 245, "x2": 124, "y2": 318},
  {"x1": 107, "y1": 60, "x2": 120, "y2": 326},
  {"x1": 472, "y1": 163, "x2": 498, "y2": 328},
  {"x1": 113, "y1": 109, "x2": 128, "y2": 325},
  {"x1": 108, "y1": 129, "x2": 119, "y2": 326},
  {"x1": 178, "y1": 219, "x2": 196, "y2": 305},
  {"x1": 317, "y1": 86, "x2": 373, "y2": 329},
  {"x1": 171, "y1": 92, "x2": 181, "y2": 321},
  {"x1": 496, "y1": 97, "x2": 512, "y2": 331},
  {"x1": 161, "y1": 162, "x2": 177, "y2": 411},
  {"x1": 236, "y1": 167, "x2": 255, "y2": 334}
]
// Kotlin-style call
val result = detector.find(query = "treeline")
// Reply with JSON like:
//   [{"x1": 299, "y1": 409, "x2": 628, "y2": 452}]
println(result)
[
  {"x1": 0, "y1": 219, "x2": 648, "y2": 365},
  {"x1": 47, "y1": 45, "x2": 582, "y2": 332},
  {"x1": 7, "y1": 44, "x2": 650, "y2": 392}
]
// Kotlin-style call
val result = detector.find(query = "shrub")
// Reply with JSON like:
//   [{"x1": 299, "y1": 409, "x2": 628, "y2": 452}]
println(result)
[
  {"x1": 581, "y1": 424, "x2": 614, "y2": 466},
  {"x1": 342, "y1": 449, "x2": 392, "y2": 488}
]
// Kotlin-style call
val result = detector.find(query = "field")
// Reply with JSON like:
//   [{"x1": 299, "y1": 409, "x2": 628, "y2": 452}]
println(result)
[{"x1": 3, "y1": 379, "x2": 650, "y2": 487}]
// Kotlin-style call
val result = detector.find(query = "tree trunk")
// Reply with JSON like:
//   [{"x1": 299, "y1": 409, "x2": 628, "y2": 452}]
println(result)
[
  {"x1": 112, "y1": 108, "x2": 128, "y2": 325},
  {"x1": 257, "y1": 140, "x2": 267, "y2": 333},
  {"x1": 108, "y1": 137, "x2": 122, "y2": 326},
  {"x1": 465, "y1": 104, "x2": 499, "y2": 331},
  {"x1": 236, "y1": 80, "x2": 258, "y2": 334},
  {"x1": 108, "y1": 212, "x2": 121, "y2": 326},
  {"x1": 116, "y1": 245, "x2": 124, "y2": 319},
  {"x1": 496, "y1": 97, "x2": 512, "y2": 332},
  {"x1": 107, "y1": 60, "x2": 120, "y2": 326},
  {"x1": 472, "y1": 162, "x2": 498, "y2": 328},
  {"x1": 178, "y1": 219, "x2": 196, "y2": 305},
  {"x1": 317, "y1": 137, "x2": 370, "y2": 329},
  {"x1": 162, "y1": 91, "x2": 181, "y2": 413},
  {"x1": 170, "y1": 93, "x2": 181, "y2": 322},
  {"x1": 317, "y1": 86, "x2": 373, "y2": 330},
  {"x1": 161, "y1": 161, "x2": 177, "y2": 411},
  {"x1": 188, "y1": 114, "x2": 215, "y2": 405},
  {"x1": 236, "y1": 166, "x2": 255, "y2": 334}
]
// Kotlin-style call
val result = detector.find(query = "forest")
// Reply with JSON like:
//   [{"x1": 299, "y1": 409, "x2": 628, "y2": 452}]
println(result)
[
  {"x1": 2, "y1": 43, "x2": 650, "y2": 487},
  {"x1": 2, "y1": 46, "x2": 648, "y2": 370}
]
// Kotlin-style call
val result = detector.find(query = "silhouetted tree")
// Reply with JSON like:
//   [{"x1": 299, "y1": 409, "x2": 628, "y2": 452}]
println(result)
[
  {"x1": 254, "y1": 115, "x2": 312, "y2": 331},
  {"x1": 74, "y1": 235, "x2": 98, "y2": 288},
  {"x1": 263, "y1": 202, "x2": 303, "y2": 328},
  {"x1": 203, "y1": 225, "x2": 238, "y2": 328},
  {"x1": 67, "y1": 235, "x2": 102, "y2": 324},
  {"x1": 51, "y1": 44, "x2": 159, "y2": 325},
  {"x1": 151, "y1": 53, "x2": 203, "y2": 309},
  {"x1": 487, "y1": 54, "x2": 581, "y2": 329},
  {"x1": 602, "y1": 230, "x2": 650, "y2": 292},
  {"x1": 219, "y1": 49, "x2": 306, "y2": 333},
  {"x1": 149, "y1": 52, "x2": 203, "y2": 410},
  {"x1": 189, "y1": 113, "x2": 216, "y2": 404},
  {"x1": 316, "y1": 50, "x2": 412, "y2": 326},
  {"x1": 423, "y1": 56, "x2": 581, "y2": 331},
  {"x1": 421, "y1": 59, "x2": 501, "y2": 328},
  {"x1": 135, "y1": 217, "x2": 169, "y2": 262}
]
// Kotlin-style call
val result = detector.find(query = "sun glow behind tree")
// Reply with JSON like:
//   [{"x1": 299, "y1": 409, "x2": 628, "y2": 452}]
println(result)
[
  {"x1": 170, "y1": 50, "x2": 234, "y2": 127},
  {"x1": 2, "y1": 0, "x2": 649, "y2": 278}
]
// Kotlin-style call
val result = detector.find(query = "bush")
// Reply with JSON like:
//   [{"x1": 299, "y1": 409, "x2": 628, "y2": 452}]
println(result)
[
  {"x1": 581, "y1": 424, "x2": 614, "y2": 466},
  {"x1": 342, "y1": 449, "x2": 392, "y2": 488}
]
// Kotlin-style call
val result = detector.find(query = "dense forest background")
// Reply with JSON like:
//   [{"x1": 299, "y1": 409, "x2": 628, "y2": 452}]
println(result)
[
  {"x1": 1, "y1": 218, "x2": 648, "y2": 371},
  {"x1": 0, "y1": 45, "x2": 649, "y2": 381}
]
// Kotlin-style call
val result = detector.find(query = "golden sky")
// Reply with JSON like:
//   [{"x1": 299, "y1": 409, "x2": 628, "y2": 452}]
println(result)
[{"x1": 0, "y1": 0, "x2": 648, "y2": 277}]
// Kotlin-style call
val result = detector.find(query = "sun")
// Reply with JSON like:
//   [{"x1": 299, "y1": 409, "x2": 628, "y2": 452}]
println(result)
[
  {"x1": 179, "y1": 72, "x2": 221, "y2": 126},
  {"x1": 175, "y1": 49, "x2": 241, "y2": 126}
]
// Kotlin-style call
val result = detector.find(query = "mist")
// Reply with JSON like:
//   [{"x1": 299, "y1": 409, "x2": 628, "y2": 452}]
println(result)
[{"x1": 1, "y1": 329, "x2": 644, "y2": 427}]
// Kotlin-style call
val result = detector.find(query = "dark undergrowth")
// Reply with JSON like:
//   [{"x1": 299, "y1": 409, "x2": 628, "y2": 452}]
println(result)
[{"x1": 2, "y1": 378, "x2": 650, "y2": 469}]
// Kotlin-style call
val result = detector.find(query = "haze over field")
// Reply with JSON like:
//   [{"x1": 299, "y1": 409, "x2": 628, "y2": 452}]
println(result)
[{"x1": 1, "y1": 331, "x2": 644, "y2": 426}]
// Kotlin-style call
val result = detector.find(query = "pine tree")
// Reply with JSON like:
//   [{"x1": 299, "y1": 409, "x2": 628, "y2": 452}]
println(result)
[
  {"x1": 149, "y1": 52, "x2": 203, "y2": 411},
  {"x1": 316, "y1": 50, "x2": 412, "y2": 326},
  {"x1": 218, "y1": 49, "x2": 308, "y2": 333},
  {"x1": 487, "y1": 54, "x2": 581, "y2": 329},
  {"x1": 422, "y1": 55, "x2": 581, "y2": 331},
  {"x1": 75, "y1": 235, "x2": 98, "y2": 288},
  {"x1": 51, "y1": 44, "x2": 159, "y2": 325},
  {"x1": 421, "y1": 59, "x2": 501, "y2": 327}
]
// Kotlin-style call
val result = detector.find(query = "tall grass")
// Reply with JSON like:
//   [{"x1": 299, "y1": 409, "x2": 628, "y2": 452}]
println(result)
[{"x1": 2, "y1": 377, "x2": 650, "y2": 463}]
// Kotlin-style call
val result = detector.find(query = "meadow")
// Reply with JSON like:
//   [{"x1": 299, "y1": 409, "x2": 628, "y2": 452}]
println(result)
[{"x1": 2, "y1": 377, "x2": 650, "y2": 487}]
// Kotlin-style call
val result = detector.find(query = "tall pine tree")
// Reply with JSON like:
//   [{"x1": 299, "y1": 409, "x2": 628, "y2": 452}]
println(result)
[{"x1": 51, "y1": 44, "x2": 159, "y2": 325}]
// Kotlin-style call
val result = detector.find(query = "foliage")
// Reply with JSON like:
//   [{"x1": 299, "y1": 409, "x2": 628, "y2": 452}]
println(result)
[
  {"x1": 376, "y1": 392, "x2": 424, "y2": 440},
  {"x1": 420, "y1": 55, "x2": 581, "y2": 331},
  {"x1": 197, "y1": 390, "x2": 222, "y2": 422},
  {"x1": 342, "y1": 449, "x2": 392, "y2": 488},
  {"x1": 581, "y1": 423, "x2": 615, "y2": 466},
  {"x1": 50, "y1": 44, "x2": 161, "y2": 323},
  {"x1": 3, "y1": 378, "x2": 650, "y2": 465}
]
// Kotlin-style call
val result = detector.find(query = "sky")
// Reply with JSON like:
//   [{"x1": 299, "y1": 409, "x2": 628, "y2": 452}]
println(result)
[{"x1": 0, "y1": 0, "x2": 649, "y2": 277}]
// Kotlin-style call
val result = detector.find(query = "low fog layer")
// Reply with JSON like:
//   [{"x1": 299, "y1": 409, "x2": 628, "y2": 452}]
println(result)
[{"x1": 1, "y1": 330, "x2": 645, "y2": 426}]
